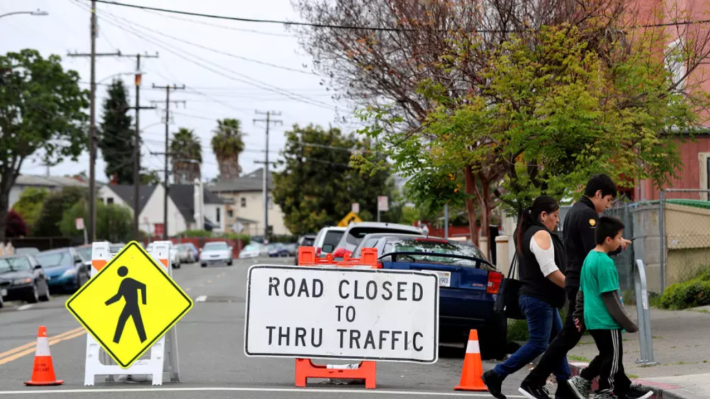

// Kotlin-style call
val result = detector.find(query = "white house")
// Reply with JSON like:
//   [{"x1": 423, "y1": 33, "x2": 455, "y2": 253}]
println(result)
[
  {"x1": 9, "y1": 175, "x2": 90, "y2": 208},
  {"x1": 98, "y1": 183, "x2": 227, "y2": 238}
]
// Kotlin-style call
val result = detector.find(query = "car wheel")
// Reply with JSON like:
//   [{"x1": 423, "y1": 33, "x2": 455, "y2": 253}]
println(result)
[
  {"x1": 39, "y1": 281, "x2": 51, "y2": 302},
  {"x1": 0, "y1": 294, "x2": 4, "y2": 309},
  {"x1": 201, "y1": 263, "x2": 207, "y2": 268},
  {"x1": 479, "y1": 312, "x2": 508, "y2": 361},
  {"x1": 27, "y1": 284, "x2": 39, "y2": 304},
  {"x1": 227, "y1": 259, "x2": 233, "y2": 266}
]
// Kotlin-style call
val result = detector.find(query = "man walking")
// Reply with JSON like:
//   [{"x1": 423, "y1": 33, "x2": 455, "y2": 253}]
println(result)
[
  {"x1": 518, "y1": 175, "x2": 631, "y2": 399},
  {"x1": 106, "y1": 265, "x2": 147, "y2": 344}
]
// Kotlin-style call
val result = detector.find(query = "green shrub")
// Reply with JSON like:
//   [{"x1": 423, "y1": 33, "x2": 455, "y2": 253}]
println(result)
[
  {"x1": 182, "y1": 229, "x2": 213, "y2": 238},
  {"x1": 660, "y1": 280, "x2": 710, "y2": 310},
  {"x1": 224, "y1": 233, "x2": 251, "y2": 246},
  {"x1": 508, "y1": 319, "x2": 529, "y2": 342}
]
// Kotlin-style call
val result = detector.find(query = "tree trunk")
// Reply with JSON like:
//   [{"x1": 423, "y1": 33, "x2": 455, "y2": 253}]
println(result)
[
  {"x1": 0, "y1": 183, "x2": 10, "y2": 245},
  {"x1": 464, "y1": 166, "x2": 479, "y2": 247},
  {"x1": 477, "y1": 175, "x2": 492, "y2": 260}
]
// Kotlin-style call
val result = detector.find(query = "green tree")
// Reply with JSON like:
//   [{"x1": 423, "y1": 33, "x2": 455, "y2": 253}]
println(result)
[
  {"x1": 60, "y1": 199, "x2": 133, "y2": 243},
  {"x1": 98, "y1": 79, "x2": 134, "y2": 184},
  {"x1": 170, "y1": 128, "x2": 202, "y2": 183},
  {"x1": 140, "y1": 170, "x2": 161, "y2": 185},
  {"x1": 0, "y1": 49, "x2": 88, "y2": 242},
  {"x1": 273, "y1": 124, "x2": 396, "y2": 235},
  {"x1": 12, "y1": 187, "x2": 50, "y2": 228},
  {"x1": 32, "y1": 187, "x2": 86, "y2": 237},
  {"x1": 212, "y1": 118, "x2": 245, "y2": 181}
]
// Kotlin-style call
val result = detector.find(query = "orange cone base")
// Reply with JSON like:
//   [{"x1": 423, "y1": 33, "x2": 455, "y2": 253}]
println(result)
[
  {"x1": 25, "y1": 380, "x2": 64, "y2": 386},
  {"x1": 454, "y1": 383, "x2": 488, "y2": 391}
]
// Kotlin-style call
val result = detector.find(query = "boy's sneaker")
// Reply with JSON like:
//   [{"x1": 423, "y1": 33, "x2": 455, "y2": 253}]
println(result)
[
  {"x1": 620, "y1": 385, "x2": 654, "y2": 399},
  {"x1": 518, "y1": 383, "x2": 551, "y2": 399},
  {"x1": 567, "y1": 376, "x2": 592, "y2": 399},
  {"x1": 595, "y1": 391, "x2": 619, "y2": 399},
  {"x1": 482, "y1": 370, "x2": 507, "y2": 399}
]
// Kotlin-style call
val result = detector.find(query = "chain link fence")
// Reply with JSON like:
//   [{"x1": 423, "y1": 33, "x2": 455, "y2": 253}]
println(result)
[{"x1": 603, "y1": 200, "x2": 636, "y2": 291}]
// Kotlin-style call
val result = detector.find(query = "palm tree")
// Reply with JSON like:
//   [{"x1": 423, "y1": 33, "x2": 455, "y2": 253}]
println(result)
[
  {"x1": 170, "y1": 128, "x2": 202, "y2": 183},
  {"x1": 211, "y1": 118, "x2": 245, "y2": 181}
]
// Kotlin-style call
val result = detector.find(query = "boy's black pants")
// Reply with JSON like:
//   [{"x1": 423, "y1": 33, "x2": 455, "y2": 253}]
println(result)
[{"x1": 585, "y1": 329, "x2": 632, "y2": 395}]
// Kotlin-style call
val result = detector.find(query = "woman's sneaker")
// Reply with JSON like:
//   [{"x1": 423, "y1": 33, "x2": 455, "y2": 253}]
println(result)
[
  {"x1": 567, "y1": 376, "x2": 592, "y2": 399},
  {"x1": 519, "y1": 383, "x2": 551, "y2": 399},
  {"x1": 620, "y1": 385, "x2": 654, "y2": 399}
]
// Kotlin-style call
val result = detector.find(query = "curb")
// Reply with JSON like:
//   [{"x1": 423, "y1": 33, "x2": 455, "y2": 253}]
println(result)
[{"x1": 568, "y1": 363, "x2": 705, "y2": 399}]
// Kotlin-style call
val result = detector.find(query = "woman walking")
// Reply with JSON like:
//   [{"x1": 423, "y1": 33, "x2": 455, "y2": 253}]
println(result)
[{"x1": 483, "y1": 196, "x2": 571, "y2": 399}]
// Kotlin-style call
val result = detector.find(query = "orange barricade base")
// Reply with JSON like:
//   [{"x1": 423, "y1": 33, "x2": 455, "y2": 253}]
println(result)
[{"x1": 295, "y1": 358, "x2": 376, "y2": 389}]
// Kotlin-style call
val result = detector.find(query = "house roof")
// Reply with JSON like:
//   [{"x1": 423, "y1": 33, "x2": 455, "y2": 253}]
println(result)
[
  {"x1": 104, "y1": 185, "x2": 157, "y2": 214},
  {"x1": 15, "y1": 175, "x2": 89, "y2": 188},
  {"x1": 207, "y1": 168, "x2": 274, "y2": 193},
  {"x1": 169, "y1": 184, "x2": 227, "y2": 224}
]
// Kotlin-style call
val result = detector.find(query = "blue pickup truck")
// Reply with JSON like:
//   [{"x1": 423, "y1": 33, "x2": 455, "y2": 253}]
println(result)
[{"x1": 353, "y1": 234, "x2": 508, "y2": 360}]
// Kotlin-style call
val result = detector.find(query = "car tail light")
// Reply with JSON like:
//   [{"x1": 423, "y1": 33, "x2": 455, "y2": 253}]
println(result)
[
  {"x1": 332, "y1": 248, "x2": 351, "y2": 258},
  {"x1": 316, "y1": 247, "x2": 322, "y2": 256},
  {"x1": 487, "y1": 271, "x2": 503, "y2": 294}
]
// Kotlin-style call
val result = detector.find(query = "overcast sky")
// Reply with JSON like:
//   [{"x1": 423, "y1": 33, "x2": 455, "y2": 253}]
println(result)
[{"x1": 1, "y1": 0, "x2": 354, "y2": 183}]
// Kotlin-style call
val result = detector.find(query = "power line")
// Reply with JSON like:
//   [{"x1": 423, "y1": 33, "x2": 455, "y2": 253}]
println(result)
[
  {"x1": 140, "y1": 9, "x2": 296, "y2": 38},
  {"x1": 85, "y1": 0, "x2": 710, "y2": 31}
]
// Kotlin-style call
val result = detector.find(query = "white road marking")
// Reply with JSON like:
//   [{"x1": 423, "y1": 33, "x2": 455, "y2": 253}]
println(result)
[
  {"x1": 17, "y1": 305, "x2": 33, "y2": 311},
  {"x1": 0, "y1": 387, "x2": 523, "y2": 397},
  {"x1": 195, "y1": 295, "x2": 207, "y2": 302}
]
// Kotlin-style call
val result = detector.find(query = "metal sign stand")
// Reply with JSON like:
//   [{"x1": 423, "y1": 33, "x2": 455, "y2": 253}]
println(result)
[
  {"x1": 634, "y1": 259, "x2": 659, "y2": 366},
  {"x1": 83, "y1": 241, "x2": 181, "y2": 386}
]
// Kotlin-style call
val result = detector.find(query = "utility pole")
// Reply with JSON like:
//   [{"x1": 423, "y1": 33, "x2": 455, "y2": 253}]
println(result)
[
  {"x1": 67, "y1": 1, "x2": 122, "y2": 243},
  {"x1": 254, "y1": 111, "x2": 282, "y2": 242},
  {"x1": 152, "y1": 84, "x2": 185, "y2": 239}
]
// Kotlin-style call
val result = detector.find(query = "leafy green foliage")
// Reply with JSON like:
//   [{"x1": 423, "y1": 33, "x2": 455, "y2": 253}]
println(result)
[
  {"x1": 170, "y1": 127, "x2": 202, "y2": 183},
  {"x1": 660, "y1": 266, "x2": 710, "y2": 310},
  {"x1": 212, "y1": 118, "x2": 245, "y2": 180},
  {"x1": 33, "y1": 187, "x2": 86, "y2": 237},
  {"x1": 60, "y1": 199, "x2": 133, "y2": 243},
  {"x1": 0, "y1": 49, "x2": 88, "y2": 241},
  {"x1": 140, "y1": 170, "x2": 162, "y2": 185},
  {"x1": 12, "y1": 187, "x2": 49, "y2": 228},
  {"x1": 98, "y1": 79, "x2": 134, "y2": 184},
  {"x1": 273, "y1": 124, "x2": 397, "y2": 235}
]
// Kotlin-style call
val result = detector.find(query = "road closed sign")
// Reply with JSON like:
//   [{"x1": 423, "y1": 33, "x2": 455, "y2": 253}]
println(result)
[{"x1": 245, "y1": 265, "x2": 439, "y2": 363}]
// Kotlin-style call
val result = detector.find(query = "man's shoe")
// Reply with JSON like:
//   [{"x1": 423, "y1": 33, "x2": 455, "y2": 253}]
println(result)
[
  {"x1": 620, "y1": 385, "x2": 653, "y2": 399},
  {"x1": 555, "y1": 379, "x2": 576, "y2": 399},
  {"x1": 519, "y1": 383, "x2": 551, "y2": 399},
  {"x1": 482, "y1": 370, "x2": 507, "y2": 399},
  {"x1": 596, "y1": 391, "x2": 619, "y2": 399},
  {"x1": 567, "y1": 376, "x2": 592, "y2": 399}
]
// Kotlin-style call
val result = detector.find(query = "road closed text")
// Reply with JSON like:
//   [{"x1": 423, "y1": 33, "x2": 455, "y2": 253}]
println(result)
[{"x1": 245, "y1": 266, "x2": 439, "y2": 363}]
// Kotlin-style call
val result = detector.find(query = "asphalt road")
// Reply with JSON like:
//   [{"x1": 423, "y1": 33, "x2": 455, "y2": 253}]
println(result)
[{"x1": 0, "y1": 258, "x2": 529, "y2": 398}]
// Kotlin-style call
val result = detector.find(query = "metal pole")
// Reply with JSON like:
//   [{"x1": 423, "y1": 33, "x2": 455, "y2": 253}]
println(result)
[
  {"x1": 444, "y1": 204, "x2": 449, "y2": 239},
  {"x1": 133, "y1": 54, "x2": 141, "y2": 240},
  {"x1": 659, "y1": 189, "x2": 665, "y2": 292},
  {"x1": 88, "y1": 0, "x2": 97, "y2": 243},
  {"x1": 264, "y1": 111, "x2": 269, "y2": 241},
  {"x1": 163, "y1": 86, "x2": 171, "y2": 240},
  {"x1": 634, "y1": 259, "x2": 658, "y2": 365}
]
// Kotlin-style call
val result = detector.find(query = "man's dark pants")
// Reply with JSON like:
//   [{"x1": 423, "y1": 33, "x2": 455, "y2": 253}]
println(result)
[{"x1": 523, "y1": 286, "x2": 584, "y2": 386}]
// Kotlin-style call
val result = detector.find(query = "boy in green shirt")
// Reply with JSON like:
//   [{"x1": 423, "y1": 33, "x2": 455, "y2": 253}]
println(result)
[{"x1": 568, "y1": 217, "x2": 651, "y2": 399}]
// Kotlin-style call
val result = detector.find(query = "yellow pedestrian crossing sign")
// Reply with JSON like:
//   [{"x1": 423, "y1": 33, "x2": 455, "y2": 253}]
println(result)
[
  {"x1": 66, "y1": 241, "x2": 193, "y2": 368},
  {"x1": 337, "y1": 211, "x2": 362, "y2": 227}
]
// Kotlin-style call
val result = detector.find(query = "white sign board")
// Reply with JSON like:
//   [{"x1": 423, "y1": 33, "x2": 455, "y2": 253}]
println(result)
[
  {"x1": 351, "y1": 203, "x2": 360, "y2": 214},
  {"x1": 75, "y1": 218, "x2": 85, "y2": 230},
  {"x1": 377, "y1": 196, "x2": 389, "y2": 212},
  {"x1": 245, "y1": 265, "x2": 439, "y2": 363}
]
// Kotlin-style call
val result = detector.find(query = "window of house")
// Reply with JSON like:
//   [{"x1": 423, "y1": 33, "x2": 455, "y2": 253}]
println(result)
[
  {"x1": 107, "y1": 197, "x2": 114, "y2": 205},
  {"x1": 216, "y1": 207, "x2": 221, "y2": 223},
  {"x1": 241, "y1": 197, "x2": 246, "y2": 208},
  {"x1": 227, "y1": 209, "x2": 234, "y2": 218},
  {"x1": 666, "y1": 38, "x2": 686, "y2": 90}
]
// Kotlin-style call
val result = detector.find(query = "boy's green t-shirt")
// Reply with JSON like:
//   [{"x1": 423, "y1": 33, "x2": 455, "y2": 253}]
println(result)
[{"x1": 580, "y1": 250, "x2": 622, "y2": 330}]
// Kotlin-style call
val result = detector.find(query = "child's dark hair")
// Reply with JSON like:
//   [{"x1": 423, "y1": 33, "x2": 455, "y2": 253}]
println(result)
[
  {"x1": 516, "y1": 195, "x2": 559, "y2": 252},
  {"x1": 584, "y1": 174, "x2": 618, "y2": 198},
  {"x1": 595, "y1": 216, "x2": 625, "y2": 245}
]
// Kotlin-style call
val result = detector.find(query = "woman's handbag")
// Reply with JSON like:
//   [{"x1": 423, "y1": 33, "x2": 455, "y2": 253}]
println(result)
[{"x1": 494, "y1": 253, "x2": 525, "y2": 320}]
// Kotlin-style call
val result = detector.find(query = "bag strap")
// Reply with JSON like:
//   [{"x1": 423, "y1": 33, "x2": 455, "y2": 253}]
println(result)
[{"x1": 507, "y1": 252, "x2": 519, "y2": 279}]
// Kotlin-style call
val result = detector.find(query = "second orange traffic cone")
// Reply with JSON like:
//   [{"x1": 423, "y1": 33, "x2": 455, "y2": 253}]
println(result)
[
  {"x1": 454, "y1": 329, "x2": 487, "y2": 391},
  {"x1": 25, "y1": 326, "x2": 63, "y2": 386}
]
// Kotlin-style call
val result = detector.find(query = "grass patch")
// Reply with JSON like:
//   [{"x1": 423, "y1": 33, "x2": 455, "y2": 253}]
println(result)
[
  {"x1": 568, "y1": 355, "x2": 590, "y2": 362},
  {"x1": 508, "y1": 319, "x2": 529, "y2": 342},
  {"x1": 627, "y1": 374, "x2": 640, "y2": 379}
]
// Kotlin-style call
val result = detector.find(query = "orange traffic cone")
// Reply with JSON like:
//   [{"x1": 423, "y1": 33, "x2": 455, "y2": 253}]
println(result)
[
  {"x1": 454, "y1": 329, "x2": 487, "y2": 391},
  {"x1": 25, "y1": 326, "x2": 63, "y2": 386}
]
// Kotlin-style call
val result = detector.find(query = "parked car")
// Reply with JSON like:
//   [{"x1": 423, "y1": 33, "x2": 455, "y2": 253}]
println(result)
[
  {"x1": 239, "y1": 243, "x2": 268, "y2": 259},
  {"x1": 15, "y1": 247, "x2": 40, "y2": 256},
  {"x1": 75, "y1": 245, "x2": 93, "y2": 272},
  {"x1": 350, "y1": 233, "x2": 424, "y2": 258},
  {"x1": 267, "y1": 243, "x2": 290, "y2": 257},
  {"x1": 185, "y1": 243, "x2": 199, "y2": 262},
  {"x1": 109, "y1": 243, "x2": 126, "y2": 255},
  {"x1": 332, "y1": 222, "x2": 424, "y2": 259},
  {"x1": 200, "y1": 241, "x2": 233, "y2": 267},
  {"x1": 313, "y1": 227, "x2": 346, "y2": 257},
  {"x1": 176, "y1": 243, "x2": 197, "y2": 263},
  {"x1": 375, "y1": 236, "x2": 506, "y2": 360},
  {"x1": 146, "y1": 243, "x2": 181, "y2": 268},
  {"x1": 0, "y1": 255, "x2": 51, "y2": 303},
  {"x1": 296, "y1": 234, "x2": 317, "y2": 247},
  {"x1": 34, "y1": 248, "x2": 90, "y2": 293},
  {"x1": 284, "y1": 243, "x2": 298, "y2": 257}
]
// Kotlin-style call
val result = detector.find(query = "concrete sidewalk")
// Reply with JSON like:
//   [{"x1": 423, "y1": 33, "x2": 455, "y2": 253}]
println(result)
[{"x1": 565, "y1": 306, "x2": 710, "y2": 398}]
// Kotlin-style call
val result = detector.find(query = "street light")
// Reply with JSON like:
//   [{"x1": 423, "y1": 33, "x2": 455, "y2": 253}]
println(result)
[{"x1": 0, "y1": 9, "x2": 49, "y2": 19}]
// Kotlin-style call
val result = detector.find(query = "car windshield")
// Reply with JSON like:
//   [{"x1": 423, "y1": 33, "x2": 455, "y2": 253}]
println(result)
[
  {"x1": 16, "y1": 248, "x2": 39, "y2": 255},
  {"x1": 204, "y1": 242, "x2": 228, "y2": 250},
  {"x1": 345, "y1": 227, "x2": 421, "y2": 246},
  {"x1": 352, "y1": 236, "x2": 385, "y2": 258},
  {"x1": 0, "y1": 257, "x2": 32, "y2": 272},
  {"x1": 301, "y1": 236, "x2": 315, "y2": 246},
  {"x1": 34, "y1": 251, "x2": 70, "y2": 268},
  {"x1": 382, "y1": 239, "x2": 484, "y2": 267},
  {"x1": 76, "y1": 247, "x2": 92, "y2": 261},
  {"x1": 322, "y1": 231, "x2": 344, "y2": 253},
  {"x1": 244, "y1": 244, "x2": 261, "y2": 251}
]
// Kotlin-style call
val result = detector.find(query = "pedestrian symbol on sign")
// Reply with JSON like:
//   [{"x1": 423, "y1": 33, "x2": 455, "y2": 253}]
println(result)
[{"x1": 105, "y1": 266, "x2": 147, "y2": 344}]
